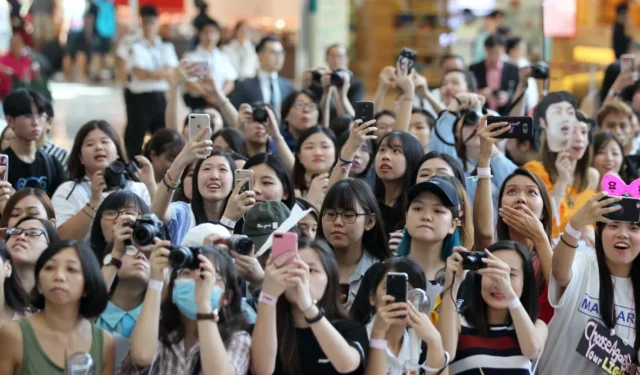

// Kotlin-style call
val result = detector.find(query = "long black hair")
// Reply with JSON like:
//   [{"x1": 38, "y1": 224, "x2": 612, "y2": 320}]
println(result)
[
  {"x1": 244, "y1": 153, "x2": 296, "y2": 209},
  {"x1": 292, "y1": 126, "x2": 337, "y2": 191},
  {"x1": 595, "y1": 221, "x2": 640, "y2": 351},
  {"x1": 461, "y1": 240, "x2": 539, "y2": 337},
  {"x1": 317, "y1": 179, "x2": 392, "y2": 261},
  {"x1": 350, "y1": 257, "x2": 426, "y2": 325},
  {"x1": 0, "y1": 241, "x2": 28, "y2": 314},
  {"x1": 276, "y1": 238, "x2": 344, "y2": 375},
  {"x1": 191, "y1": 152, "x2": 238, "y2": 225}
]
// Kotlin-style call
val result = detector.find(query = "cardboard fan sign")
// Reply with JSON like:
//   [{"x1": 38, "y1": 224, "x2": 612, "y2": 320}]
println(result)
[
  {"x1": 536, "y1": 92, "x2": 579, "y2": 152},
  {"x1": 576, "y1": 319, "x2": 637, "y2": 375}
]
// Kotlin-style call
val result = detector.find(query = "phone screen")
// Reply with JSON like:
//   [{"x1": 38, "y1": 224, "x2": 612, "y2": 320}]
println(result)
[{"x1": 0, "y1": 155, "x2": 8, "y2": 182}]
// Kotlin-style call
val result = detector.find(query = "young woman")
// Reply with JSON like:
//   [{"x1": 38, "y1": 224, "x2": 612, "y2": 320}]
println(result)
[
  {"x1": 439, "y1": 241, "x2": 547, "y2": 374},
  {"x1": 524, "y1": 110, "x2": 598, "y2": 241},
  {"x1": 375, "y1": 131, "x2": 425, "y2": 234},
  {"x1": 537, "y1": 193, "x2": 640, "y2": 375},
  {"x1": 0, "y1": 187, "x2": 56, "y2": 230},
  {"x1": 120, "y1": 240, "x2": 251, "y2": 374},
  {"x1": 358, "y1": 257, "x2": 449, "y2": 375},
  {"x1": 143, "y1": 128, "x2": 187, "y2": 184},
  {"x1": 52, "y1": 120, "x2": 154, "y2": 242},
  {"x1": 337, "y1": 130, "x2": 375, "y2": 184},
  {"x1": 6, "y1": 216, "x2": 59, "y2": 294},
  {"x1": 293, "y1": 126, "x2": 337, "y2": 208},
  {"x1": 413, "y1": 152, "x2": 466, "y2": 188},
  {"x1": 0, "y1": 242, "x2": 29, "y2": 328},
  {"x1": 592, "y1": 132, "x2": 633, "y2": 184},
  {"x1": 173, "y1": 162, "x2": 196, "y2": 204},
  {"x1": 0, "y1": 126, "x2": 15, "y2": 150},
  {"x1": 318, "y1": 179, "x2": 392, "y2": 305},
  {"x1": 211, "y1": 128, "x2": 248, "y2": 156},
  {"x1": 295, "y1": 197, "x2": 319, "y2": 239},
  {"x1": 280, "y1": 89, "x2": 322, "y2": 149},
  {"x1": 0, "y1": 240, "x2": 115, "y2": 375},
  {"x1": 252, "y1": 237, "x2": 369, "y2": 375},
  {"x1": 397, "y1": 177, "x2": 461, "y2": 288}
]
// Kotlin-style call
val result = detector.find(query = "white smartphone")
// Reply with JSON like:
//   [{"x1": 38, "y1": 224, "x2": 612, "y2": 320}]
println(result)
[
  {"x1": 234, "y1": 169, "x2": 254, "y2": 193},
  {"x1": 188, "y1": 113, "x2": 212, "y2": 141},
  {"x1": 621, "y1": 54, "x2": 635, "y2": 73},
  {"x1": 0, "y1": 154, "x2": 8, "y2": 182}
]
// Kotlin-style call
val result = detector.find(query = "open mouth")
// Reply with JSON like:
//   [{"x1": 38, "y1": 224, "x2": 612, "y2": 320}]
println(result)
[
  {"x1": 490, "y1": 292, "x2": 505, "y2": 300},
  {"x1": 614, "y1": 242, "x2": 630, "y2": 252},
  {"x1": 379, "y1": 163, "x2": 392, "y2": 172},
  {"x1": 206, "y1": 182, "x2": 221, "y2": 190}
]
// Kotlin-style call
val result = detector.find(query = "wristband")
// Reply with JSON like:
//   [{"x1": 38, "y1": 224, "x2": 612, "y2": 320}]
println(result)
[
  {"x1": 477, "y1": 167, "x2": 491, "y2": 176},
  {"x1": 369, "y1": 339, "x2": 388, "y2": 350},
  {"x1": 422, "y1": 351, "x2": 450, "y2": 373},
  {"x1": 86, "y1": 202, "x2": 97, "y2": 211},
  {"x1": 220, "y1": 216, "x2": 237, "y2": 229},
  {"x1": 507, "y1": 297, "x2": 521, "y2": 309},
  {"x1": 148, "y1": 280, "x2": 163, "y2": 292},
  {"x1": 259, "y1": 292, "x2": 278, "y2": 306},
  {"x1": 468, "y1": 175, "x2": 493, "y2": 182},
  {"x1": 564, "y1": 222, "x2": 582, "y2": 240}
]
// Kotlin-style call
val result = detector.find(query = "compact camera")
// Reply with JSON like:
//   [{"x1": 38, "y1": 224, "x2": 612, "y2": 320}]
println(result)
[
  {"x1": 530, "y1": 62, "x2": 549, "y2": 80},
  {"x1": 252, "y1": 103, "x2": 268, "y2": 123},
  {"x1": 461, "y1": 251, "x2": 488, "y2": 271}
]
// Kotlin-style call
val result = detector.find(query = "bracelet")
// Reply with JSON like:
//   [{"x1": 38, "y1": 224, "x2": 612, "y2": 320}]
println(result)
[
  {"x1": 81, "y1": 208, "x2": 95, "y2": 220},
  {"x1": 148, "y1": 280, "x2": 163, "y2": 292},
  {"x1": 304, "y1": 306, "x2": 325, "y2": 325},
  {"x1": 166, "y1": 170, "x2": 177, "y2": 185},
  {"x1": 162, "y1": 176, "x2": 179, "y2": 191},
  {"x1": 220, "y1": 216, "x2": 237, "y2": 229},
  {"x1": 86, "y1": 202, "x2": 97, "y2": 211},
  {"x1": 560, "y1": 234, "x2": 578, "y2": 249},
  {"x1": 564, "y1": 222, "x2": 582, "y2": 240},
  {"x1": 338, "y1": 157, "x2": 353, "y2": 165},
  {"x1": 477, "y1": 167, "x2": 491, "y2": 176},
  {"x1": 468, "y1": 174, "x2": 493, "y2": 182},
  {"x1": 259, "y1": 292, "x2": 278, "y2": 306},
  {"x1": 164, "y1": 173, "x2": 180, "y2": 189},
  {"x1": 422, "y1": 351, "x2": 450, "y2": 374},
  {"x1": 369, "y1": 338, "x2": 388, "y2": 350},
  {"x1": 507, "y1": 297, "x2": 521, "y2": 309}
]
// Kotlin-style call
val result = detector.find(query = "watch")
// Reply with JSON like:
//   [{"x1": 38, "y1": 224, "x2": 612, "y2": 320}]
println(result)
[
  {"x1": 103, "y1": 254, "x2": 122, "y2": 270},
  {"x1": 196, "y1": 309, "x2": 219, "y2": 322}
]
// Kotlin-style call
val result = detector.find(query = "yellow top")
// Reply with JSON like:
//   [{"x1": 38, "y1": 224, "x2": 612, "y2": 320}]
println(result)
[{"x1": 523, "y1": 160, "x2": 595, "y2": 239}]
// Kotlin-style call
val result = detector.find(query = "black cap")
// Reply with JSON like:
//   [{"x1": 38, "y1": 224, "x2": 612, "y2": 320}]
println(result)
[
  {"x1": 243, "y1": 201, "x2": 291, "y2": 251},
  {"x1": 407, "y1": 178, "x2": 460, "y2": 214}
]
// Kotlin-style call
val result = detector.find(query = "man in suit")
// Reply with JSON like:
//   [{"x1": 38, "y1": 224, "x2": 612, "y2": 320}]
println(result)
[
  {"x1": 229, "y1": 35, "x2": 293, "y2": 115},
  {"x1": 469, "y1": 33, "x2": 519, "y2": 115}
]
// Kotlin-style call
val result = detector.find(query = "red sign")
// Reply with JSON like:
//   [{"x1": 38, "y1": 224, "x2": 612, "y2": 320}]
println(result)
[{"x1": 113, "y1": 0, "x2": 184, "y2": 12}]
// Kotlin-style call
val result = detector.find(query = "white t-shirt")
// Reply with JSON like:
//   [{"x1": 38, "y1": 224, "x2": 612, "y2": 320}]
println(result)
[
  {"x1": 365, "y1": 316, "x2": 425, "y2": 374},
  {"x1": 127, "y1": 37, "x2": 179, "y2": 93},
  {"x1": 52, "y1": 180, "x2": 151, "y2": 242},
  {"x1": 183, "y1": 46, "x2": 238, "y2": 92},
  {"x1": 537, "y1": 252, "x2": 636, "y2": 375}
]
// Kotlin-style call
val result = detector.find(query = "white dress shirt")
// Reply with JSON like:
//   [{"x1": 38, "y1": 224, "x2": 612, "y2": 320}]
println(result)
[
  {"x1": 128, "y1": 37, "x2": 179, "y2": 94},
  {"x1": 116, "y1": 29, "x2": 142, "y2": 72},
  {"x1": 257, "y1": 70, "x2": 281, "y2": 111},
  {"x1": 183, "y1": 45, "x2": 238, "y2": 92},
  {"x1": 222, "y1": 39, "x2": 259, "y2": 80}
]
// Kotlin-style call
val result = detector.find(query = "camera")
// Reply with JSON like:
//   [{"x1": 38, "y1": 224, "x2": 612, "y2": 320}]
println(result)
[
  {"x1": 462, "y1": 108, "x2": 484, "y2": 126},
  {"x1": 312, "y1": 69, "x2": 347, "y2": 88},
  {"x1": 252, "y1": 103, "x2": 268, "y2": 123},
  {"x1": 461, "y1": 251, "x2": 488, "y2": 271},
  {"x1": 103, "y1": 160, "x2": 139, "y2": 191},
  {"x1": 227, "y1": 234, "x2": 253, "y2": 255},
  {"x1": 168, "y1": 245, "x2": 202, "y2": 269},
  {"x1": 126, "y1": 214, "x2": 165, "y2": 246},
  {"x1": 530, "y1": 62, "x2": 549, "y2": 80}
]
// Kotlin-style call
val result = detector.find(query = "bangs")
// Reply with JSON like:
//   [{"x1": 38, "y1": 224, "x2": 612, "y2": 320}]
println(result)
[
  {"x1": 323, "y1": 182, "x2": 361, "y2": 213},
  {"x1": 100, "y1": 191, "x2": 149, "y2": 214},
  {"x1": 379, "y1": 133, "x2": 403, "y2": 150}
]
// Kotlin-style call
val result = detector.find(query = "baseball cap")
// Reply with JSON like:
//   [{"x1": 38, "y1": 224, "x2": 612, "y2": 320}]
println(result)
[
  {"x1": 407, "y1": 177, "x2": 460, "y2": 215},
  {"x1": 243, "y1": 201, "x2": 291, "y2": 251},
  {"x1": 182, "y1": 223, "x2": 230, "y2": 247}
]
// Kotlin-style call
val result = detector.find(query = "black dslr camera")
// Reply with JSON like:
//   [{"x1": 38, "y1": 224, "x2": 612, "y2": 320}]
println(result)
[
  {"x1": 227, "y1": 234, "x2": 253, "y2": 255},
  {"x1": 168, "y1": 245, "x2": 203, "y2": 269},
  {"x1": 252, "y1": 103, "x2": 268, "y2": 123},
  {"x1": 126, "y1": 214, "x2": 165, "y2": 246},
  {"x1": 312, "y1": 68, "x2": 348, "y2": 88},
  {"x1": 530, "y1": 62, "x2": 549, "y2": 80},
  {"x1": 461, "y1": 108, "x2": 484, "y2": 126},
  {"x1": 461, "y1": 251, "x2": 488, "y2": 271},
  {"x1": 104, "y1": 160, "x2": 139, "y2": 191}
]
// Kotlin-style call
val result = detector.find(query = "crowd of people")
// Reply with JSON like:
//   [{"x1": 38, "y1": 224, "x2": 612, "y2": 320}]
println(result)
[{"x1": 0, "y1": 2, "x2": 639, "y2": 375}]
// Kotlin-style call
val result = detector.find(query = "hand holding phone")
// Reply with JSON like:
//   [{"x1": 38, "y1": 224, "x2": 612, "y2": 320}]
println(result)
[
  {"x1": 386, "y1": 272, "x2": 408, "y2": 304},
  {"x1": 272, "y1": 232, "x2": 298, "y2": 267},
  {"x1": 234, "y1": 169, "x2": 254, "y2": 194},
  {"x1": 621, "y1": 54, "x2": 635, "y2": 73},
  {"x1": 487, "y1": 116, "x2": 534, "y2": 140},
  {"x1": 0, "y1": 154, "x2": 8, "y2": 182},
  {"x1": 397, "y1": 48, "x2": 417, "y2": 73},
  {"x1": 355, "y1": 101, "x2": 374, "y2": 124},
  {"x1": 188, "y1": 114, "x2": 212, "y2": 141}
]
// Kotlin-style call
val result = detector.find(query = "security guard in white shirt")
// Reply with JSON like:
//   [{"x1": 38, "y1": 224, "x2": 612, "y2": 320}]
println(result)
[{"x1": 124, "y1": 5, "x2": 178, "y2": 159}]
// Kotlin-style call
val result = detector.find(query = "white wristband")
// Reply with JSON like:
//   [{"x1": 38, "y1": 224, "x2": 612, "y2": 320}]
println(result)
[
  {"x1": 477, "y1": 167, "x2": 491, "y2": 176},
  {"x1": 220, "y1": 216, "x2": 237, "y2": 229},
  {"x1": 564, "y1": 222, "x2": 582, "y2": 240},
  {"x1": 148, "y1": 280, "x2": 163, "y2": 292},
  {"x1": 507, "y1": 297, "x2": 521, "y2": 309}
]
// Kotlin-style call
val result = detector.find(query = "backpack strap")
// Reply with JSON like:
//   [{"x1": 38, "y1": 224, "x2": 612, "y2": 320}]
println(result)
[{"x1": 40, "y1": 151, "x2": 54, "y2": 193}]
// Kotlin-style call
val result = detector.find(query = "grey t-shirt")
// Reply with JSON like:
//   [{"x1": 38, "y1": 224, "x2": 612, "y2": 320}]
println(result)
[{"x1": 537, "y1": 252, "x2": 636, "y2": 375}]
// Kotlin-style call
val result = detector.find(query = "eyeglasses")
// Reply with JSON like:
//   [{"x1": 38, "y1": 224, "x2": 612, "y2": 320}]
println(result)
[
  {"x1": 6, "y1": 227, "x2": 48, "y2": 242},
  {"x1": 293, "y1": 102, "x2": 317, "y2": 111},
  {"x1": 102, "y1": 210, "x2": 142, "y2": 220},
  {"x1": 19, "y1": 114, "x2": 48, "y2": 121},
  {"x1": 322, "y1": 210, "x2": 368, "y2": 224}
]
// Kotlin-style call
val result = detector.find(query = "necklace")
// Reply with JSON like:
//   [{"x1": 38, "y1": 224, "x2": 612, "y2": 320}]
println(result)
[{"x1": 564, "y1": 186, "x2": 577, "y2": 209}]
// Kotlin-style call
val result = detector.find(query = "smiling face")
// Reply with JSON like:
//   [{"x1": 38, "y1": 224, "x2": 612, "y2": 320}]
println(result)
[
  {"x1": 375, "y1": 136, "x2": 407, "y2": 182},
  {"x1": 38, "y1": 247, "x2": 85, "y2": 306},
  {"x1": 541, "y1": 101, "x2": 577, "y2": 152},
  {"x1": 481, "y1": 249, "x2": 524, "y2": 309},
  {"x1": 298, "y1": 132, "x2": 335, "y2": 176},
  {"x1": 601, "y1": 112, "x2": 633, "y2": 149},
  {"x1": 594, "y1": 139, "x2": 624, "y2": 178},
  {"x1": 601, "y1": 221, "x2": 640, "y2": 271},
  {"x1": 7, "y1": 219, "x2": 49, "y2": 267},
  {"x1": 197, "y1": 156, "x2": 233, "y2": 201},
  {"x1": 415, "y1": 158, "x2": 455, "y2": 184},
  {"x1": 405, "y1": 192, "x2": 456, "y2": 243},
  {"x1": 249, "y1": 163, "x2": 287, "y2": 204},
  {"x1": 79, "y1": 129, "x2": 118, "y2": 176},
  {"x1": 500, "y1": 175, "x2": 544, "y2": 219}
]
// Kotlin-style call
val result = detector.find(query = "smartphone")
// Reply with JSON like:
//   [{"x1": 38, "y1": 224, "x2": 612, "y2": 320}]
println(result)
[
  {"x1": 272, "y1": 232, "x2": 298, "y2": 267},
  {"x1": 488, "y1": 116, "x2": 534, "y2": 140},
  {"x1": 0, "y1": 154, "x2": 8, "y2": 182},
  {"x1": 397, "y1": 47, "x2": 417, "y2": 73},
  {"x1": 188, "y1": 113, "x2": 212, "y2": 141},
  {"x1": 190, "y1": 61, "x2": 209, "y2": 77},
  {"x1": 621, "y1": 54, "x2": 635, "y2": 73},
  {"x1": 339, "y1": 284, "x2": 350, "y2": 301},
  {"x1": 355, "y1": 101, "x2": 375, "y2": 124},
  {"x1": 386, "y1": 272, "x2": 408, "y2": 304},
  {"x1": 234, "y1": 169, "x2": 254, "y2": 194},
  {"x1": 603, "y1": 196, "x2": 640, "y2": 223}
]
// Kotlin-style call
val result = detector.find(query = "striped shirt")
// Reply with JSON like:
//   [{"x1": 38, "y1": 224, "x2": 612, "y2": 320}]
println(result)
[
  {"x1": 450, "y1": 316, "x2": 532, "y2": 375},
  {"x1": 41, "y1": 140, "x2": 69, "y2": 172}
]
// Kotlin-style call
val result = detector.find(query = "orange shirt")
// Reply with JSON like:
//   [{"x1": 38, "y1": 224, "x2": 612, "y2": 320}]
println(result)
[{"x1": 523, "y1": 160, "x2": 595, "y2": 239}]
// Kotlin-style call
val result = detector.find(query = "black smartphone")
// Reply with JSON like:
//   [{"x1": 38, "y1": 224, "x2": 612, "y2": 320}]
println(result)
[
  {"x1": 488, "y1": 116, "x2": 534, "y2": 140},
  {"x1": 397, "y1": 47, "x2": 417, "y2": 73},
  {"x1": 355, "y1": 101, "x2": 374, "y2": 124},
  {"x1": 386, "y1": 272, "x2": 408, "y2": 303},
  {"x1": 603, "y1": 197, "x2": 640, "y2": 223}
]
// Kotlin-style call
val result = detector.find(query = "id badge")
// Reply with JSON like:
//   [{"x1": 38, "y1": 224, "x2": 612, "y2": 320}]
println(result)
[{"x1": 575, "y1": 319, "x2": 637, "y2": 375}]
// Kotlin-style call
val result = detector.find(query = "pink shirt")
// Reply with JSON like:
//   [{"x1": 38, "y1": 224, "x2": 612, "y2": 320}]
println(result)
[{"x1": 485, "y1": 60, "x2": 503, "y2": 110}]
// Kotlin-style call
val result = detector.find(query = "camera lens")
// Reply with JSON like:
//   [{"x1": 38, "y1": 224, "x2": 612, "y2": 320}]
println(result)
[
  {"x1": 252, "y1": 106, "x2": 268, "y2": 123},
  {"x1": 169, "y1": 246, "x2": 194, "y2": 269},
  {"x1": 104, "y1": 161, "x2": 125, "y2": 190},
  {"x1": 132, "y1": 223, "x2": 155, "y2": 246},
  {"x1": 331, "y1": 71, "x2": 344, "y2": 88},
  {"x1": 228, "y1": 234, "x2": 253, "y2": 255},
  {"x1": 463, "y1": 110, "x2": 480, "y2": 126}
]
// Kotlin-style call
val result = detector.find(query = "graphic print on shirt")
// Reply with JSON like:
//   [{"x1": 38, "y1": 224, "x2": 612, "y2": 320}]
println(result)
[
  {"x1": 578, "y1": 293, "x2": 636, "y2": 330},
  {"x1": 16, "y1": 175, "x2": 47, "y2": 191},
  {"x1": 575, "y1": 319, "x2": 637, "y2": 375}
]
